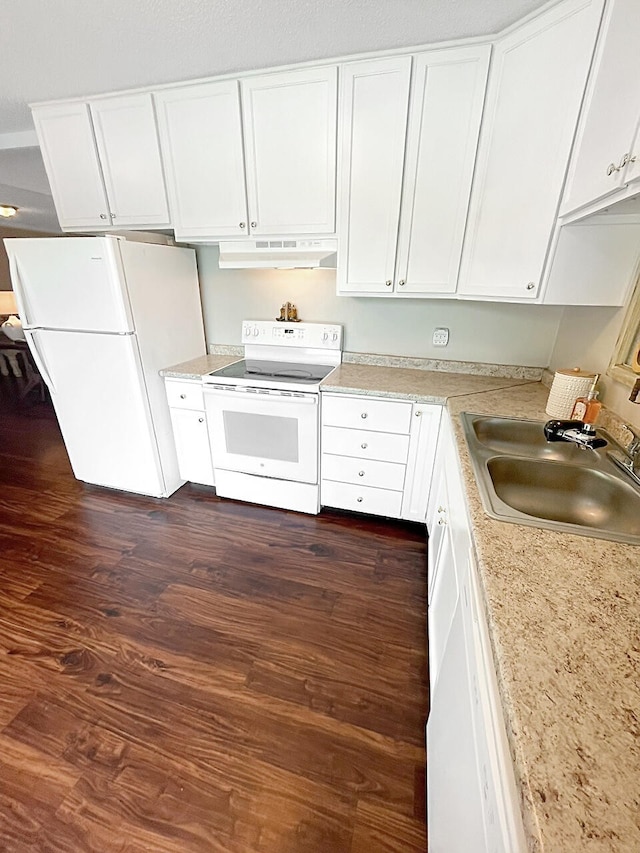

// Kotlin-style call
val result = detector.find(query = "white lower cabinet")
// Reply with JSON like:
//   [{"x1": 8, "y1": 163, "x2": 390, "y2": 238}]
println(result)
[
  {"x1": 320, "y1": 393, "x2": 440, "y2": 521},
  {"x1": 164, "y1": 379, "x2": 215, "y2": 487},
  {"x1": 426, "y1": 413, "x2": 526, "y2": 852}
]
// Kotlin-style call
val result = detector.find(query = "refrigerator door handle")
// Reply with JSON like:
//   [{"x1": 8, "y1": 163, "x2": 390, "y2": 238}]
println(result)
[
  {"x1": 25, "y1": 330, "x2": 56, "y2": 392},
  {"x1": 7, "y1": 253, "x2": 36, "y2": 328}
]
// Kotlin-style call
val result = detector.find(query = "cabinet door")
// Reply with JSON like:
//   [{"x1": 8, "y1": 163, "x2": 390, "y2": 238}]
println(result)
[
  {"x1": 427, "y1": 594, "x2": 487, "y2": 853},
  {"x1": 395, "y1": 46, "x2": 490, "y2": 295},
  {"x1": 32, "y1": 103, "x2": 110, "y2": 230},
  {"x1": 402, "y1": 404, "x2": 442, "y2": 522},
  {"x1": 169, "y1": 407, "x2": 215, "y2": 487},
  {"x1": 561, "y1": 0, "x2": 640, "y2": 215},
  {"x1": 428, "y1": 519, "x2": 456, "y2": 691},
  {"x1": 90, "y1": 93, "x2": 169, "y2": 227},
  {"x1": 622, "y1": 114, "x2": 640, "y2": 188},
  {"x1": 457, "y1": 0, "x2": 604, "y2": 301},
  {"x1": 155, "y1": 81, "x2": 249, "y2": 239},
  {"x1": 337, "y1": 57, "x2": 412, "y2": 294},
  {"x1": 241, "y1": 67, "x2": 337, "y2": 235}
]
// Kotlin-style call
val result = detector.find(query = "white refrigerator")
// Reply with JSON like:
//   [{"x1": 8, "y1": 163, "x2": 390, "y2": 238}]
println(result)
[{"x1": 4, "y1": 235, "x2": 206, "y2": 498}]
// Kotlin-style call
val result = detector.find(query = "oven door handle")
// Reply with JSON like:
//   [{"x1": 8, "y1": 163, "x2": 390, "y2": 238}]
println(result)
[{"x1": 204, "y1": 387, "x2": 318, "y2": 405}]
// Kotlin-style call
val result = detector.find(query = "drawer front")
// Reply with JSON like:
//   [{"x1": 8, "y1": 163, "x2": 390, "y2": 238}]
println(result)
[
  {"x1": 165, "y1": 378, "x2": 204, "y2": 410},
  {"x1": 322, "y1": 394, "x2": 412, "y2": 434},
  {"x1": 321, "y1": 479, "x2": 403, "y2": 518},
  {"x1": 322, "y1": 453, "x2": 406, "y2": 491},
  {"x1": 322, "y1": 425, "x2": 410, "y2": 463}
]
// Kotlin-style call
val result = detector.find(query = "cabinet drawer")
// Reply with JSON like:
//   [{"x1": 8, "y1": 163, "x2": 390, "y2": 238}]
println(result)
[
  {"x1": 321, "y1": 480, "x2": 403, "y2": 518},
  {"x1": 322, "y1": 394, "x2": 412, "y2": 434},
  {"x1": 322, "y1": 425, "x2": 410, "y2": 463},
  {"x1": 322, "y1": 453, "x2": 406, "y2": 491},
  {"x1": 165, "y1": 379, "x2": 204, "y2": 410}
]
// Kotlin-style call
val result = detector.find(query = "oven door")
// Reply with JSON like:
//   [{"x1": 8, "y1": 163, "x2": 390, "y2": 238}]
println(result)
[{"x1": 204, "y1": 386, "x2": 319, "y2": 483}]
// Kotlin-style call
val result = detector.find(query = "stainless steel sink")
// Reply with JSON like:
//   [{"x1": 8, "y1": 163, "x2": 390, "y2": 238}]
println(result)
[{"x1": 461, "y1": 413, "x2": 640, "y2": 545}]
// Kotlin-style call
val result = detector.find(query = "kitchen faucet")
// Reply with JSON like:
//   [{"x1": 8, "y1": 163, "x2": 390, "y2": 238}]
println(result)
[
  {"x1": 543, "y1": 419, "x2": 608, "y2": 451},
  {"x1": 607, "y1": 424, "x2": 640, "y2": 487}
]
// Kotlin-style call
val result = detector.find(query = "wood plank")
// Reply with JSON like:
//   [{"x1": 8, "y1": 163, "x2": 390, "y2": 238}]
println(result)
[{"x1": 0, "y1": 402, "x2": 428, "y2": 850}]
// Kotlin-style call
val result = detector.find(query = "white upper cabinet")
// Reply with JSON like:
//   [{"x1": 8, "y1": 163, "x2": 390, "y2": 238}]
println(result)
[
  {"x1": 395, "y1": 46, "x2": 490, "y2": 296},
  {"x1": 33, "y1": 94, "x2": 170, "y2": 231},
  {"x1": 90, "y1": 94, "x2": 170, "y2": 228},
  {"x1": 240, "y1": 67, "x2": 337, "y2": 235},
  {"x1": 155, "y1": 67, "x2": 338, "y2": 240},
  {"x1": 337, "y1": 57, "x2": 412, "y2": 294},
  {"x1": 337, "y1": 47, "x2": 488, "y2": 297},
  {"x1": 32, "y1": 103, "x2": 111, "y2": 230},
  {"x1": 154, "y1": 81, "x2": 249, "y2": 239},
  {"x1": 457, "y1": 0, "x2": 605, "y2": 301},
  {"x1": 561, "y1": 0, "x2": 640, "y2": 216}
]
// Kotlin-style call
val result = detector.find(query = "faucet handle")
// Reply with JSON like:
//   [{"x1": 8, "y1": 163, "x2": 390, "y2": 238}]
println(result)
[
  {"x1": 622, "y1": 424, "x2": 640, "y2": 455},
  {"x1": 543, "y1": 419, "x2": 583, "y2": 441}
]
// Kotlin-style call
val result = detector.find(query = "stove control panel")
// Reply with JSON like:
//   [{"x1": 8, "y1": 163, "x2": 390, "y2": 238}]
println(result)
[{"x1": 241, "y1": 321, "x2": 342, "y2": 349}]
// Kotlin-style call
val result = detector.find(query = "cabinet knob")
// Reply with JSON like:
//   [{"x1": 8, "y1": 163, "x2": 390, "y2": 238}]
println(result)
[
  {"x1": 356, "y1": 497, "x2": 363, "y2": 503},
  {"x1": 415, "y1": 410, "x2": 422, "y2": 417},
  {"x1": 239, "y1": 222, "x2": 246, "y2": 228},
  {"x1": 358, "y1": 470, "x2": 365, "y2": 477},
  {"x1": 361, "y1": 442, "x2": 368, "y2": 449},
  {"x1": 398, "y1": 280, "x2": 406, "y2": 287},
  {"x1": 99, "y1": 213, "x2": 107, "y2": 220},
  {"x1": 438, "y1": 517, "x2": 447, "y2": 526},
  {"x1": 526, "y1": 282, "x2": 536, "y2": 291},
  {"x1": 251, "y1": 221, "x2": 257, "y2": 228},
  {"x1": 385, "y1": 280, "x2": 392, "y2": 287},
  {"x1": 438, "y1": 505, "x2": 445, "y2": 513},
  {"x1": 180, "y1": 393, "x2": 186, "y2": 399},
  {"x1": 111, "y1": 213, "x2": 116, "y2": 218},
  {"x1": 361, "y1": 413, "x2": 368, "y2": 419},
  {"x1": 198, "y1": 417, "x2": 204, "y2": 423}
]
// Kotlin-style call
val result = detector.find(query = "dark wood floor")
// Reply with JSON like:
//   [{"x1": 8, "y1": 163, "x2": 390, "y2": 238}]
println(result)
[{"x1": 0, "y1": 391, "x2": 428, "y2": 852}]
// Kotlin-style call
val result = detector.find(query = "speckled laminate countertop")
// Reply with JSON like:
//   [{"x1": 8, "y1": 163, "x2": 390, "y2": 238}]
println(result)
[
  {"x1": 162, "y1": 357, "x2": 640, "y2": 852},
  {"x1": 160, "y1": 353, "x2": 241, "y2": 380},
  {"x1": 446, "y1": 383, "x2": 640, "y2": 853},
  {"x1": 321, "y1": 362, "x2": 536, "y2": 402}
]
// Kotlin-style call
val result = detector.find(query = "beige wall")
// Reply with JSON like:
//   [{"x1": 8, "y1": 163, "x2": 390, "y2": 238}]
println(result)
[
  {"x1": 0, "y1": 225, "x2": 56, "y2": 290},
  {"x1": 196, "y1": 246, "x2": 564, "y2": 367},
  {"x1": 549, "y1": 303, "x2": 640, "y2": 429}
]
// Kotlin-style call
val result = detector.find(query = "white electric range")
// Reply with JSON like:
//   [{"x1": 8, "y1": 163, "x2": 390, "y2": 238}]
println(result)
[{"x1": 203, "y1": 320, "x2": 343, "y2": 513}]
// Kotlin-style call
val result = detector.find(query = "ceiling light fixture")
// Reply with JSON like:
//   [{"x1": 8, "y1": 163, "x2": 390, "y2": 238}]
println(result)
[{"x1": 0, "y1": 205, "x2": 18, "y2": 218}]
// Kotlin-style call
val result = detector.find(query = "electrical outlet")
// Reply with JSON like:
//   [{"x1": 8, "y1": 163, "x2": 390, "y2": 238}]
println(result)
[{"x1": 433, "y1": 327, "x2": 449, "y2": 347}]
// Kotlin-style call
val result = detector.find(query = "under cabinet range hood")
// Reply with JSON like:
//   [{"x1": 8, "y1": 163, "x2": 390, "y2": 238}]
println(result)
[{"x1": 218, "y1": 239, "x2": 337, "y2": 270}]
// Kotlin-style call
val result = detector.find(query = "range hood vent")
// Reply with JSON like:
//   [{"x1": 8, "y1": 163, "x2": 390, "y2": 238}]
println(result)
[{"x1": 218, "y1": 239, "x2": 337, "y2": 269}]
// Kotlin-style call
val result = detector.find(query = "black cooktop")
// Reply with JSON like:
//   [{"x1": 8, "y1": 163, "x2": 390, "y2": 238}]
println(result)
[{"x1": 208, "y1": 359, "x2": 335, "y2": 385}]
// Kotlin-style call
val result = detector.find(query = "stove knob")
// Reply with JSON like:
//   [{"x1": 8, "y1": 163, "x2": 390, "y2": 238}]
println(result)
[
  {"x1": 332, "y1": 332, "x2": 338, "y2": 342},
  {"x1": 322, "y1": 332, "x2": 329, "y2": 341},
  {"x1": 253, "y1": 326, "x2": 260, "y2": 336}
]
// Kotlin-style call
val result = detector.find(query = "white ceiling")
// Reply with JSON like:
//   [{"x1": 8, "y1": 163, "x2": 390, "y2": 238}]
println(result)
[{"x1": 0, "y1": 0, "x2": 550, "y2": 233}]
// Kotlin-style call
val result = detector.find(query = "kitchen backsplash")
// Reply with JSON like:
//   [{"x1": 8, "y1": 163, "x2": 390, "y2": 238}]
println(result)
[{"x1": 196, "y1": 246, "x2": 563, "y2": 368}]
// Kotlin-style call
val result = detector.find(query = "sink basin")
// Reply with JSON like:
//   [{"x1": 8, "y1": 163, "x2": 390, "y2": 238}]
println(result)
[
  {"x1": 461, "y1": 412, "x2": 640, "y2": 545},
  {"x1": 471, "y1": 415, "x2": 589, "y2": 461},
  {"x1": 487, "y1": 457, "x2": 640, "y2": 536}
]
